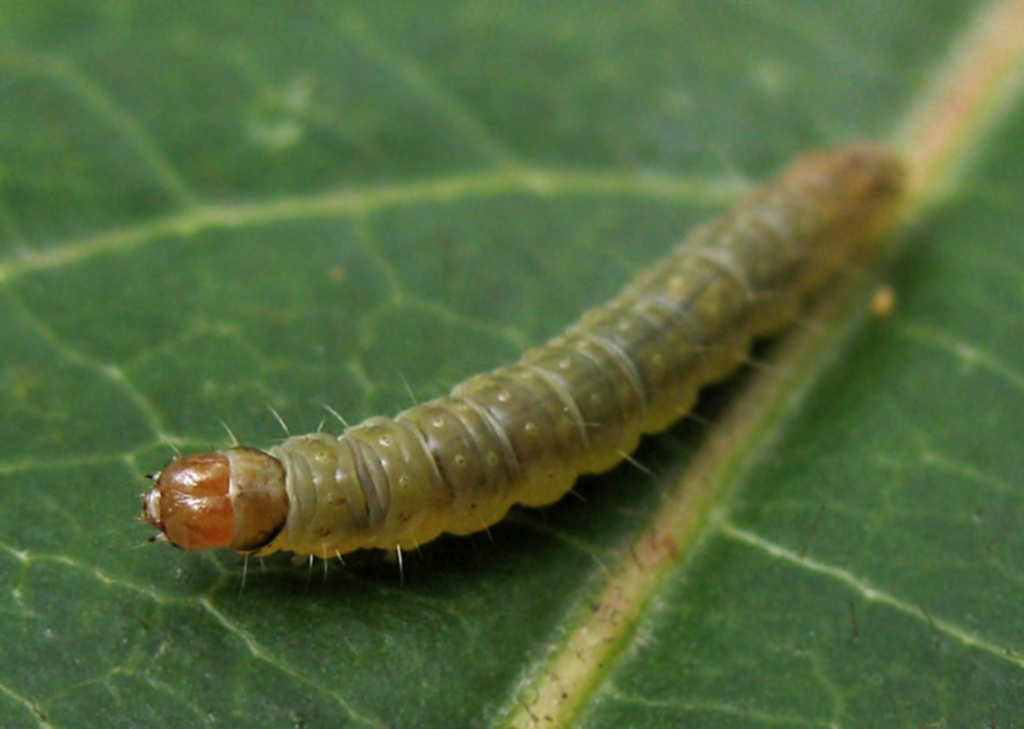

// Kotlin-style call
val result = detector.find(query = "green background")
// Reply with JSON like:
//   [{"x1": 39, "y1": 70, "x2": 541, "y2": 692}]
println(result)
[{"x1": 1, "y1": 1, "x2": 1021, "y2": 727}]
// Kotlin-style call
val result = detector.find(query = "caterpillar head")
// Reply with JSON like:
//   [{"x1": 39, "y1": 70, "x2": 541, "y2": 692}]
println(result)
[{"x1": 141, "y1": 447, "x2": 289, "y2": 553}]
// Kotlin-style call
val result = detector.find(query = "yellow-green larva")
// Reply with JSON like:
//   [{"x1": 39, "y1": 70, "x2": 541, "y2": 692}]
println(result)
[{"x1": 141, "y1": 144, "x2": 905, "y2": 559}]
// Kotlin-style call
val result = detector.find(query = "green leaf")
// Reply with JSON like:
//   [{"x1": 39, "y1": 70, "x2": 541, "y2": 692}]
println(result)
[{"x1": 1, "y1": 2, "x2": 1021, "y2": 728}]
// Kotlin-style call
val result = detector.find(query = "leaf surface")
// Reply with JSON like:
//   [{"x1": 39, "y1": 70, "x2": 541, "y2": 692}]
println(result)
[{"x1": 0, "y1": 2, "x2": 1021, "y2": 728}]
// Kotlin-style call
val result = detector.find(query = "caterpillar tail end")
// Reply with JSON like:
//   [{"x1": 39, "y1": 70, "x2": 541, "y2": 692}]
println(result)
[
  {"x1": 141, "y1": 447, "x2": 289, "y2": 553},
  {"x1": 791, "y1": 143, "x2": 908, "y2": 244}
]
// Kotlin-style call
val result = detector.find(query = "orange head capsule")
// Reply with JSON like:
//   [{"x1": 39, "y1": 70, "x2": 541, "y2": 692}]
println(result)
[{"x1": 142, "y1": 447, "x2": 290, "y2": 553}]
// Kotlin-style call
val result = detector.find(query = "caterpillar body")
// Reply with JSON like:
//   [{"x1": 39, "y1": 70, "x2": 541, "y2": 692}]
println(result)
[{"x1": 141, "y1": 145, "x2": 905, "y2": 559}]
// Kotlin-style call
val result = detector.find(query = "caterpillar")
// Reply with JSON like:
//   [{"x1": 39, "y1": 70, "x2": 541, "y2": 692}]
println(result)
[{"x1": 141, "y1": 144, "x2": 905, "y2": 559}]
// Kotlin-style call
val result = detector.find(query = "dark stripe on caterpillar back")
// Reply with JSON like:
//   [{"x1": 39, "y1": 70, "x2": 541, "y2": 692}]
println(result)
[{"x1": 141, "y1": 144, "x2": 905, "y2": 558}]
